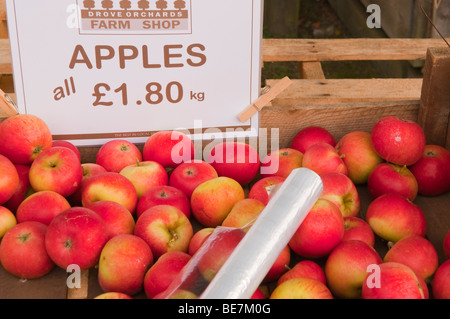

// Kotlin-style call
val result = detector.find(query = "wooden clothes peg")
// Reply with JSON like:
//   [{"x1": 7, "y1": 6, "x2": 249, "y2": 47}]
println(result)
[
  {"x1": 0, "y1": 89, "x2": 19, "y2": 119},
  {"x1": 238, "y1": 76, "x2": 292, "y2": 123}
]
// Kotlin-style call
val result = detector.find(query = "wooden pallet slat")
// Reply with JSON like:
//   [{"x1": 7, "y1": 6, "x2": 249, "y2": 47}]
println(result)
[
  {"x1": 262, "y1": 38, "x2": 450, "y2": 62},
  {"x1": 260, "y1": 100, "x2": 421, "y2": 150},
  {"x1": 0, "y1": 39, "x2": 12, "y2": 74},
  {"x1": 266, "y1": 78, "x2": 423, "y2": 106}
]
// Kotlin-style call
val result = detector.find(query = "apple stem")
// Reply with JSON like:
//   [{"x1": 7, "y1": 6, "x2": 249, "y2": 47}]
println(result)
[
  {"x1": 18, "y1": 233, "x2": 31, "y2": 243},
  {"x1": 387, "y1": 241, "x2": 394, "y2": 250},
  {"x1": 33, "y1": 145, "x2": 42, "y2": 155},
  {"x1": 168, "y1": 230, "x2": 179, "y2": 245},
  {"x1": 136, "y1": 158, "x2": 140, "y2": 166},
  {"x1": 64, "y1": 239, "x2": 73, "y2": 249}
]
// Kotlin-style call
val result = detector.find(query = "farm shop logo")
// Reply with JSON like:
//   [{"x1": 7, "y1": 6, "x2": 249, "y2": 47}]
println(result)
[{"x1": 78, "y1": 0, "x2": 192, "y2": 34}]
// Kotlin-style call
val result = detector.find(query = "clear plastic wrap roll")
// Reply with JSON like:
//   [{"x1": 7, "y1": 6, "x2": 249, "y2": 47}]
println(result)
[
  {"x1": 201, "y1": 168, "x2": 323, "y2": 299},
  {"x1": 161, "y1": 167, "x2": 323, "y2": 299}
]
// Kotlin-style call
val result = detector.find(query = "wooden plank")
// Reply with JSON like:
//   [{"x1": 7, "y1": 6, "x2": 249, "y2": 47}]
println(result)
[
  {"x1": 0, "y1": 265, "x2": 69, "y2": 299},
  {"x1": 260, "y1": 100, "x2": 420, "y2": 151},
  {"x1": 418, "y1": 47, "x2": 450, "y2": 148},
  {"x1": 262, "y1": 38, "x2": 450, "y2": 62},
  {"x1": 0, "y1": 0, "x2": 6, "y2": 21},
  {"x1": 0, "y1": 21, "x2": 7, "y2": 39},
  {"x1": 0, "y1": 39, "x2": 11, "y2": 74},
  {"x1": 266, "y1": 78, "x2": 423, "y2": 106},
  {"x1": 299, "y1": 62, "x2": 325, "y2": 79},
  {"x1": 415, "y1": 192, "x2": 450, "y2": 264}
]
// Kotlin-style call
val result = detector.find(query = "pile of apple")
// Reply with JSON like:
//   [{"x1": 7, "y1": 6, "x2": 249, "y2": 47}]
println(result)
[{"x1": 0, "y1": 113, "x2": 449, "y2": 300}]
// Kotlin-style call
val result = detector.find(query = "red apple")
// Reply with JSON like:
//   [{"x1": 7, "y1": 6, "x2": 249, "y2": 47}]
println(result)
[
  {"x1": 289, "y1": 198, "x2": 345, "y2": 259},
  {"x1": 260, "y1": 148, "x2": 303, "y2": 179},
  {"x1": 444, "y1": 230, "x2": 450, "y2": 260},
  {"x1": 365, "y1": 193, "x2": 427, "y2": 243},
  {"x1": 96, "y1": 139, "x2": 143, "y2": 173},
  {"x1": 169, "y1": 160, "x2": 218, "y2": 198},
  {"x1": 136, "y1": 185, "x2": 190, "y2": 219},
  {"x1": 290, "y1": 126, "x2": 336, "y2": 154},
  {"x1": 153, "y1": 263, "x2": 203, "y2": 299},
  {"x1": 134, "y1": 205, "x2": 193, "y2": 259},
  {"x1": 0, "y1": 154, "x2": 19, "y2": 205},
  {"x1": 362, "y1": 262, "x2": 426, "y2": 299},
  {"x1": 270, "y1": 277, "x2": 333, "y2": 299},
  {"x1": 263, "y1": 245, "x2": 291, "y2": 283},
  {"x1": 0, "y1": 206, "x2": 17, "y2": 239},
  {"x1": 206, "y1": 142, "x2": 260, "y2": 185},
  {"x1": 367, "y1": 163, "x2": 418, "y2": 201},
  {"x1": 221, "y1": 198, "x2": 266, "y2": 231},
  {"x1": 0, "y1": 114, "x2": 52, "y2": 165},
  {"x1": 143, "y1": 131, "x2": 195, "y2": 170},
  {"x1": 408, "y1": 145, "x2": 450, "y2": 196},
  {"x1": 335, "y1": 131, "x2": 384, "y2": 185},
  {"x1": 302, "y1": 143, "x2": 348, "y2": 176},
  {"x1": 16, "y1": 191, "x2": 71, "y2": 226},
  {"x1": 251, "y1": 288, "x2": 266, "y2": 299},
  {"x1": 421, "y1": 276, "x2": 431, "y2": 299},
  {"x1": 319, "y1": 172, "x2": 360, "y2": 218},
  {"x1": 188, "y1": 227, "x2": 215, "y2": 256},
  {"x1": 29, "y1": 146, "x2": 83, "y2": 197},
  {"x1": 371, "y1": 116, "x2": 426, "y2": 166},
  {"x1": 98, "y1": 234, "x2": 153, "y2": 296},
  {"x1": 383, "y1": 235, "x2": 439, "y2": 281},
  {"x1": 0, "y1": 221, "x2": 55, "y2": 279},
  {"x1": 120, "y1": 160, "x2": 169, "y2": 199},
  {"x1": 52, "y1": 140, "x2": 81, "y2": 161},
  {"x1": 143, "y1": 251, "x2": 192, "y2": 299},
  {"x1": 248, "y1": 176, "x2": 285, "y2": 205},
  {"x1": 432, "y1": 259, "x2": 450, "y2": 299},
  {"x1": 67, "y1": 163, "x2": 107, "y2": 206},
  {"x1": 196, "y1": 227, "x2": 246, "y2": 282},
  {"x1": 45, "y1": 207, "x2": 108, "y2": 270},
  {"x1": 94, "y1": 292, "x2": 133, "y2": 299},
  {"x1": 4, "y1": 164, "x2": 33, "y2": 213},
  {"x1": 277, "y1": 260, "x2": 326, "y2": 286},
  {"x1": 343, "y1": 217, "x2": 375, "y2": 247},
  {"x1": 325, "y1": 240, "x2": 382, "y2": 299},
  {"x1": 191, "y1": 177, "x2": 245, "y2": 227},
  {"x1": 81, "y1": 172, "x2": 138, "y2": 214},
  {"x1": 87, "y1": 201, "x2": 135, "y2": 240},
  {"x1": 81, "y1": 163, "x2": 107, "y2": 177}
]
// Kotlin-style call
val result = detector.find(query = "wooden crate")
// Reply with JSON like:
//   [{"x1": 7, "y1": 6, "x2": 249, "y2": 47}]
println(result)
[
  {"x1": 260, "y1": 38, "x2": 450, "y2": 150},
  {"x1": 0, "y1": 4, "x2": 449, "y2": 298}
]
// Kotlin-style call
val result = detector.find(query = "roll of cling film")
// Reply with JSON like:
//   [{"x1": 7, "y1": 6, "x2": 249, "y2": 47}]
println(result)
[{"x1": 160, "y1": 168, "x2": 324, "y2": 299}]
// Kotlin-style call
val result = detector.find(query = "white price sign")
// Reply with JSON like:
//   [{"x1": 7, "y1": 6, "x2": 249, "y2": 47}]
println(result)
[{"x1": 6, "y1": 0, "x2": 263, "y2": 146}]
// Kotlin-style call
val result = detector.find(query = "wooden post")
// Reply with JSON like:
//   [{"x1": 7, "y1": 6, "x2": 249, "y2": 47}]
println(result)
[
  {"x1": 299, "y1": 62, "x2": 325, "y2": 79},
  {"x1": 418, "y1": 47, "x2": 450, "y2": 149}
]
